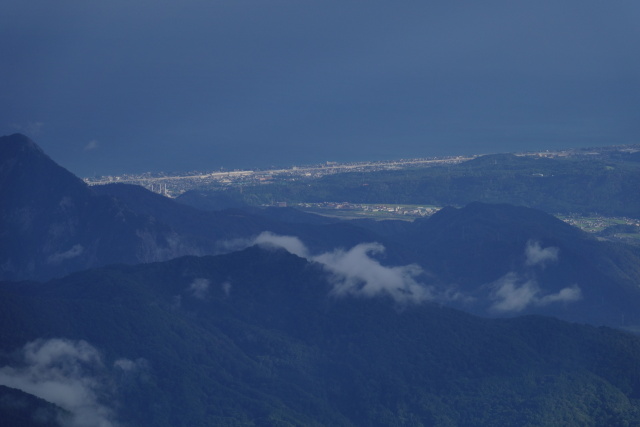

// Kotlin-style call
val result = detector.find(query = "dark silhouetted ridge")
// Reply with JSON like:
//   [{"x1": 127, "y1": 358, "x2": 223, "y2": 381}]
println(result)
[
  {"x1": 397, "y1": 202, "x2": 640, "y2": 327},
  {"x1": 0, "y1": 135, "x2": 194, "y2": 281}
]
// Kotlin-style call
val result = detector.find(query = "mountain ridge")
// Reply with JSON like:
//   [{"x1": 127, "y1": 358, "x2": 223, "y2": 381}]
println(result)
[
  {"x1": 2, "y1": 246, "x2": 640, "y2": 426},
  {"x1": 0, "y1": 134, "x2": 198, "y2": 281},
  {"x1": 4, "y1": 133, "x2": 640, "y2": 330},
  {"x1": 5, "y1": 134, "x2": 640, "y2": 425}
]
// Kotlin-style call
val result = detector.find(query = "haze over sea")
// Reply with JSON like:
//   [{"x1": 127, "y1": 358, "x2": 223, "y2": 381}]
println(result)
[{"x1": 2, "y1": 1, "x2": 639, "y2": 176}]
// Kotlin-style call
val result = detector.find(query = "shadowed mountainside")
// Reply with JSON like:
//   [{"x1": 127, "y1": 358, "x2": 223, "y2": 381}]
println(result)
[
  {"x1": 352, "y1": 202, "x2": 640, "y2": 329},
  {"x1": 1, "y1": 246, "x2": 640, "y2": 426},
  {"x1": 4, "y1": 133, "x2": 640, "y2": 330},
  {"x1": 0, "y1": 134, "x2": 379, "y2": 281},
  {"x1": 0, "y1": 134, "x2": 201, "y2": 281}
]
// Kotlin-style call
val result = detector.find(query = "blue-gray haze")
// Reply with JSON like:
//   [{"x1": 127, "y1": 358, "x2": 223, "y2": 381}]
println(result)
[{"x1": 2, "y1": 1, "x2": 639, "y2": 176}]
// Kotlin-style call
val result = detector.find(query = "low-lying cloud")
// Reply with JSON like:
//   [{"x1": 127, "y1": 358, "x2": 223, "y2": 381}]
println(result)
[
  {"x1": 315, "y1": 243, "x2": 430, "y2": 304},
  {"x1": 0, "y1": 338, "x2": 119, "y2": 427},
  {"x1": 488, "y1": 240, "x2": 580, "y2": 312},
  {"x1": 537, "y1": 285, "x2": 582, "y2": 305},
  {"x1": 525, "y1": 240, "x2": 559, "y2": 267},
  {"x1": 254, "y1": 232, "x2": 309, "y2": 258},
  {"x1": 241, "y1": 232, "x2": 579, "y2": 310},
  {"x1": 214, "y1": 237, "x2": 253, "y2": 255},
  {"x1": 490, "y1": 273, "x2": 581, "y2": 313},
  {"x1": 188, "y1": 278, "x2": 210, "y2": 299},
  {"x1": 47, "y1": 244, "x2": 84, "y2": 265},
  {"x1": 253, "y1": 232, "x2": 430, "y2": 304},
  {"x1": 83, "y1": 140, "x2": 100, "y2": 152}
]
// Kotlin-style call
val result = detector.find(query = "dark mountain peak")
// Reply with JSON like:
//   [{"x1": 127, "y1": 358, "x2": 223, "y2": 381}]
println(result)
[
  {"x1": 402, "y1": 201, "x2": 640, "y2": 327},
  {"x1": 196, "y1": 243, "x2": 311, "y2": 273},
  {"x1": 0, "y1": 137, "x2": 200, "y2": 281},
  {"x1": 422, "y1": 201, "x2": 583, "y2": 242},
  {"x1": 0, "y1": 133, "x2": 45, "y2": 156},
  {"x1": 407, "y1": 202, "x2": 590, "y2": 294},
  {"x1": 0, "y1": 133, "x2": 87, "y2": 195}
]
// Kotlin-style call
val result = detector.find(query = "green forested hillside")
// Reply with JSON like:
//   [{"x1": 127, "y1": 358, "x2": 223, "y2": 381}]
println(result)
[
  {"x1": 5, "y1": 135, "x2": 640, "y2": 426},
  {"x1": 0, "y1": 386, "x2": 63, "y2": 427},
  {"x1": 377, "y1": 202, "x2": 640, "y2": 329},
  {"x1": 2, "y1": 247, "x2": 640, "y2": 426}
]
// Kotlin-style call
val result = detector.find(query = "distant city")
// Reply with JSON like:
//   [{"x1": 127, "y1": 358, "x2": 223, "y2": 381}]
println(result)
[
  {"x1": 84, "y1": 155, "x2": 476, "y2": 197},
  {"x1": 84, "y1": 145, "x2": 631, "y2": 198}
]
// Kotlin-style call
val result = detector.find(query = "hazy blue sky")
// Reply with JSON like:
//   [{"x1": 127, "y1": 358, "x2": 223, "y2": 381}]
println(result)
[{"x1": 2, "y1": 1, "x2": 639, "y2": 176}]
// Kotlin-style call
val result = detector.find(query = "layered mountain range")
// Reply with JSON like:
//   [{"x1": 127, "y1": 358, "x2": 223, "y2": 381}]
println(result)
[
  {"x1": 2, "y1": 133, "x2": 640, "y2": 426},
  {"x1": 3, "y1": 133, "x2": 640, "y2": 329},
  {"x1": 2, "y1": 247, "x2": 640, "y2": 426},
  {"x1": 0, "y1": 134, "x2": 374, "y2": 281}
]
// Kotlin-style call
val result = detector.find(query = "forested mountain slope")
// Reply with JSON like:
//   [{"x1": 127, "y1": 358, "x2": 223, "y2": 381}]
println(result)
[{"x1": 1, "y1": 247, "x2": 640, "y2": 426}]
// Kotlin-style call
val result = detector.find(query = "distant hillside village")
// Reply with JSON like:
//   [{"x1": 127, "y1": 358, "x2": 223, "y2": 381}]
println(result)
[{"x1": 292, "y1": 202, "x2": 440, "y2": 220}]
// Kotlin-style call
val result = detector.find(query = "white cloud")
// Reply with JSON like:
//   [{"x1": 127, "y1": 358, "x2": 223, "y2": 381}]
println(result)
[
  {"x1": 46, "y1": 244, "x2": 84, "y2": 265},
  {"x1": 488, "y1": 240, "x2": 579, "y2": 312},
  {"x1": 113, "y1": 359, "x2": 136, "y2": 371},
  {"x1": 525, "y1": 240, "x2": 559, "y2": 267},
  {"x1": 254, "y1": 231, "x2": 309, "y2": 258},
  {"x1": 490, "y1": 273, "x2": 539, "y2": 312},
  {"x1": 188, "y1": 278, "x2": 210, "y2": 299},
  {"x1": 214, "y1": 237, "x2": 253, "y2": 254},
  {"x1": 84, "y1": 140, "x2": 100, "y2": 151},
  {"x1": 538, "y1": 285, "x2": 582, "y2": 306},
  {"x1": 0, "y1": 338, "x2": 119, "y2": 427},
  {"x1": 314, "y1": 243, "x2": 430, "y2": 304},
  {"x1": 252, "y1": 232, "x2": 430, "y2": 304},
  {"x1": 114, "y1": 358, "x2": 148, "y2": 373},
  {"x1": 490, "y1": 273, "x2": 581, "y2": 313},
  {"x1": 250, "y1": 233, "x2": 582, "y2": 310}
]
